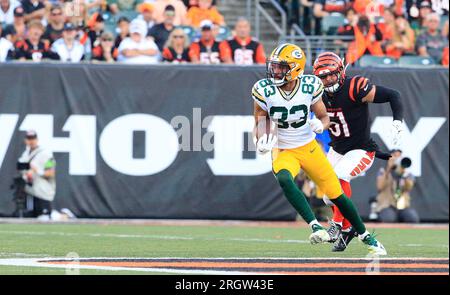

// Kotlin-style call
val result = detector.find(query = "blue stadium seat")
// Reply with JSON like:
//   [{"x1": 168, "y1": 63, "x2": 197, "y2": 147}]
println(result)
[
  {"x1": 177, "y1": 25, "x2": 197, "y2": 42},
  {"x1": 398, "y1": 56, "x2": 436, "y2": 66},
  {"x1": 215, "y1": 26, "x2": 232, "y2": 42},
  {"x1": 358, "y1": 55, "x2": 397, "y2": 67},
  {"x1": 321, "y1": 14, "x2": 346, "y2": 35}
]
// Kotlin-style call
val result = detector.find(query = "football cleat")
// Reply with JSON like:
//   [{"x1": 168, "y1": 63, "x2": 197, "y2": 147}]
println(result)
[
  {"x1": 309, "y1": 224, "x2": 331, "y2": 244},
  {"x1": 332, "y1": 227, "x2": 357, "y2": 252},
  {"x1": 327, "y1": 220, "x2": 342, "y2": 243},
  {"x1": 360, "y1": 233, "x2": 387, "y2": 256}
]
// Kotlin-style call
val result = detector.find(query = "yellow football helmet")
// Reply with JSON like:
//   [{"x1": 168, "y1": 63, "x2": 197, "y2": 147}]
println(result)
[{"x1": 266, "y1": 43, "x2": 307, "y2": 86}]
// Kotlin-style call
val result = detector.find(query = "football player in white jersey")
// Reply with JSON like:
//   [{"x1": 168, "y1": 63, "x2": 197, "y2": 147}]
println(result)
[{"x1": 251, "y1": 43, "x2": 386, "y2": 255}]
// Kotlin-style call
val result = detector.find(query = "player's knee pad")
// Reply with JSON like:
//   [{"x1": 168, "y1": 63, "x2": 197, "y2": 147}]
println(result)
[{"x1": 276, "y1": 169, "x2": 294, "y2": 189}]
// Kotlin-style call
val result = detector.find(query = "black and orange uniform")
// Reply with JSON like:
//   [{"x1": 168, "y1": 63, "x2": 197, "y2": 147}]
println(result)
[
  {"x1": 91, "y1": 45, "x2": 119, "y2": 61},
  {"x1": 162, "y1": 47, "x2": 190, "y2": 63},
  {"x1": 322, "y1": 75, "x2": 378, "y2": 155},
  {"x1": 8, "y1": 39, "x2": 58, "y2": 60},
  {"x1": 188, "y1": 38, "x2": 227, "y2": 64},
  {"x1": 220, "y1": 36, "x2": 266, "y2": 65}
]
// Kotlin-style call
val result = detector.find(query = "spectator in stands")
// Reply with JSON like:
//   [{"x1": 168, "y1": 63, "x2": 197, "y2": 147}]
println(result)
[
  {"x1": 340, "y1": 15, "x2": 384, "y2": 64},
  {"x1": 189, "y1": 19, "x2": 225, "y2": 64},
  {"x1": 162, "y1": 27, "x2": 190, "y2": 62},
  {"x1": 108, "y1": 0, "x2": 141, "y2": 14},
  {"x1": 51, "y1": 22, "x2": 86, "y2": 62},
  {"x1": 85, "y1": 0, "x2": 104, "y2": 15},
  {"x1": 42, "y1": 4, "x2": 65, "y2": 45},
  {"x1": 183, "y1": 0, "x2": 216, "y2": 9},
  {"x1": 152, "y1": 0, "x2": 188, "y2": 26},
  {"x1": 92, "y1": 31, "x2": 118, "y2": 62},
  {"x1": 0, "y1": 0, "x2": 21, "y2": 26},
  {"x1": 383, "y1": 13, "x2": 416, "y2": 59},
  {"x1": 375, "y1": 149, "x2": 419, "y2": 223},
  {"x1": 186, "y1": 0, "x2": 224, "y2": 28},
  {"x1": 278, "y1": 0, "x2": 300, "y2": 26},
  {"x1": 21, "y1": 0, "x2": 45, "y2": 22},
  {"x1": 411, "y1": 0, "x2": 433, "y2": 35},
  {"x1": 353, "y1": 0, "x2": 385, "y2": 23},
  {"x1": 313, "y1": 0, "x2": 351, "y2": 34},
  {"x1": 148, "y1": 4, "x2": 175, "y2": 51},
  {"x1": 137, "y1": 2, "x2": 155, "y2": 30},
  {"x1": 0, "y1": 24, "x2": 14, "y2": 62},
  {"x1": 63, "y1": 0, "x2": 87, "y2": 28},
  {"x1": 2, "y1": 7, "x2": 26, "y2": 42},
  {"x1": 114, "y1": 16, "x2": 130, "y2": 48},
  {"x1": 417, "y1": 12, "x2": 448, "y2": 64},
  {"x1": 299, "y1": 0, "x2": 316, "y2": 35},
  {"x1": 339, "y1": 7, "x2": 358, "y2": 29},
  {"x1": 86, "y1": 12, "x2": 105, "y2": 52},
  {"x1": 219, "y1": 18, "x2": 266, "y2": 65},
  {"x1": 117, "y1": 18, "x2": 160, "y2": 63},
  {"x1": 8, "y1": 20, "x2": 58, "y2": 61}
]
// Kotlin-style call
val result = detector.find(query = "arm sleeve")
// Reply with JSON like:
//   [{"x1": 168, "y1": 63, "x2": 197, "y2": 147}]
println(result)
[{"x1": 372, "y1": 85, "x2": 404, "y2": 121}]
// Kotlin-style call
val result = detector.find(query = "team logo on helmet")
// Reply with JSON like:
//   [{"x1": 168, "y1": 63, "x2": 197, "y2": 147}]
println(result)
[{"x1": 292, "y1": 50, "x2": 303, "y2": 59}]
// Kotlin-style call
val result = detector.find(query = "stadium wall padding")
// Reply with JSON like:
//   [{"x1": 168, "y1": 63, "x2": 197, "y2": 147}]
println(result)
[{"x1": 0, "y1": 63, "x2": 448, "y2": 221}]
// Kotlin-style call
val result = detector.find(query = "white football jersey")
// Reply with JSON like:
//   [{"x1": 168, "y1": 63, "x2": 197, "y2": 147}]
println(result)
[{"x1": 252, "y1": 75, "x2": 324, "y2": 149}]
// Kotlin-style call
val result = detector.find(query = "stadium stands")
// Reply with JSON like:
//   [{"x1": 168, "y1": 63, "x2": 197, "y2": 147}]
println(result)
[{"x1": 0, "y1": 0, "x2": 448, "y2": 66}]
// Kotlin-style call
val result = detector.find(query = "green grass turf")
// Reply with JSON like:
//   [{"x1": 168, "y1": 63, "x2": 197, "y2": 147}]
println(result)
[{"x1": 0, "y1": 223, "x2": 448, "y2": 274}]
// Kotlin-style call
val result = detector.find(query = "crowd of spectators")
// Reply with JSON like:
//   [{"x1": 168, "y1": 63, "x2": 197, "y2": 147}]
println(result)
[
  {"x1": 1, "y1": 0, "x2": 448, "y2": 66},
  {"x1": 0, "y1": 0, "x2": 266, "y2": 64},
  {"x1": 278, "y1": 0, "x2": 449, "y2": 65}
]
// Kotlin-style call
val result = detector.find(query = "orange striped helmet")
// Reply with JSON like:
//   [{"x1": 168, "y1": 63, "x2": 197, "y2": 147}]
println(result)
[{"x1": 313, "y1": 52, "x2": 346, "y2": 93}]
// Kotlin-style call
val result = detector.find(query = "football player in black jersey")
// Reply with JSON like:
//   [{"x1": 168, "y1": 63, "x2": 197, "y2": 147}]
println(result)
[{"x1": 312, "y1": 52, "x2": 404, "y2": 252}]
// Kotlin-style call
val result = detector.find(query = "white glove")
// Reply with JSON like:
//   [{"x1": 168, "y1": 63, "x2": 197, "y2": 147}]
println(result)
[
  {"x1": 391, "y1": 120, "x2": 403, "y2": 147},
  {"x1": 256, "y1": 133, "x2": 277, "y2": 155},
  {"x1": 309, "y1": 118, "x2": 324, "y2": 134}
]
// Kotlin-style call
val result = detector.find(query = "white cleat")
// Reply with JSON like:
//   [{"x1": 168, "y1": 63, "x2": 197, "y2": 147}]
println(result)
[
  {"x1": 309, "y1": 226, "x2": 331, "y2": 244},
  {"x1": 360, "y1": 234, "x2": 387, "y2": 256}
]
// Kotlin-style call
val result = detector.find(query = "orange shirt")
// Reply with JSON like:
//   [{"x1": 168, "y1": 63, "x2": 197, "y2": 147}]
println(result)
[{"x1": 186, "y1": 6, "x2": 225, "y2": 28}]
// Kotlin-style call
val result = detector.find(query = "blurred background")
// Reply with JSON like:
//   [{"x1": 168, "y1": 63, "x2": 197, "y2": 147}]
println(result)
[{"x1": 0, "y1": 0, "x2": 448, "y2": 223}]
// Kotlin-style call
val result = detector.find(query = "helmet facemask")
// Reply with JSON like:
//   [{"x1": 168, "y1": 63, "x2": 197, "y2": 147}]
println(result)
[
  {"x1": 317, "y1": 70, "x2": 342, "y2": 93},
  {"x1": 266, "y1": 60, "x2": 292, "y2": 86}
]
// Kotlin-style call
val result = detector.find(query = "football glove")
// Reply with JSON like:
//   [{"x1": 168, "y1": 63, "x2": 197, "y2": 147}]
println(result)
[
  {"x1": 256, "y1": 133, "x2": 277, "y2": 155},
  {"x1": 391, "y1": 120, "x2": 403, "y2": 147},
  {"x1": 309, "y1": 118, "x2": 324, "y2": 134}
]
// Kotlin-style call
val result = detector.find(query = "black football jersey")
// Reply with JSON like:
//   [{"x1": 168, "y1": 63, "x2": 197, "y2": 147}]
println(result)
[{"x1": 322, "y1": 75, "x2": 379, "y2": 154}]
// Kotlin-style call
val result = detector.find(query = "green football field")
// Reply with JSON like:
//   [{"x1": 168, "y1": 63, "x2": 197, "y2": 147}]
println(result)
[{"x1": 0, "y1": 221, "x2": 448, "y2": 275}]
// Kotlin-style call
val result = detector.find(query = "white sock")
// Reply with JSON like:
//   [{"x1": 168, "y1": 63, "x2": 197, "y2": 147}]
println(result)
[
  {"x1": 359, "y1": 231, "x2": 370, "y2": 240},
  {"x1": 309, "y1": 220, "x2": 321, "y2": 229}
]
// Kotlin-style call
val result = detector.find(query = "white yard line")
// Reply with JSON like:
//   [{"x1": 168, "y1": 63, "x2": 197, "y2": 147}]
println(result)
[
  {"x1": 0, "y1": 258, "x2": 260, "y2": 275},
  {"x1": 0, "y1": 257, "x2": 447, "y2": 275}
]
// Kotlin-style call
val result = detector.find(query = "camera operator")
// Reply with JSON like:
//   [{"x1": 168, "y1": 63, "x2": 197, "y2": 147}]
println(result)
[
  {"x1": 374, "y1": 149, "x2": 420, "y2": 223},
  {"x1": 17, "y1": 130, "x2": 56, "y2": 220}
]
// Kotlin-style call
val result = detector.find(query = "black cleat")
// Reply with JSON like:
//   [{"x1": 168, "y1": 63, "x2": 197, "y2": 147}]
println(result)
[
  {"x1": 327, "y1": 221, "x2": 342, "y2": 243},
  {"x1": 332, "y1": 227, "x2": 358, "y2": 252}
]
